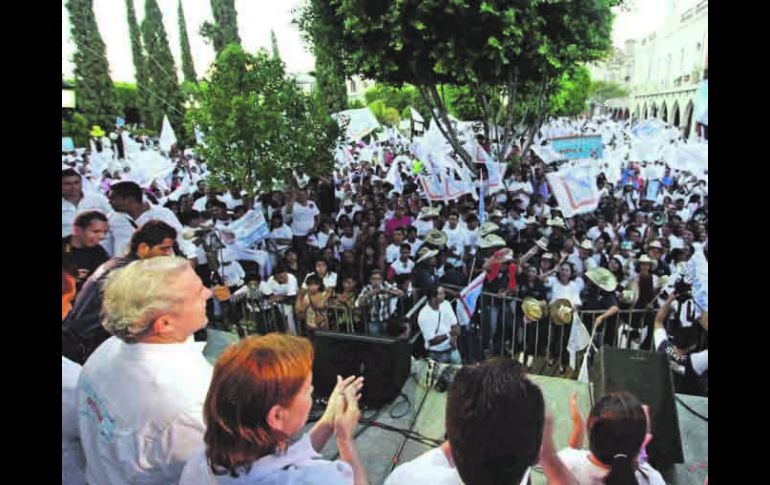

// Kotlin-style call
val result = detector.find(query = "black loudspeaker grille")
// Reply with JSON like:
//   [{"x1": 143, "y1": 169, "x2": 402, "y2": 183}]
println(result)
[
  {"x1": 589, "y1": 347, "x2": 684, "y2": 468},
  {"x1": 312, "y1": 331, "x2": 412, "y2": 409}
]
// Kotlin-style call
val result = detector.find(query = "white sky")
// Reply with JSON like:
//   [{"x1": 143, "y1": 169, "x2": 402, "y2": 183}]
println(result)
[{"x1": 62, "y1": 0, "x2": 672, "y2": 83}]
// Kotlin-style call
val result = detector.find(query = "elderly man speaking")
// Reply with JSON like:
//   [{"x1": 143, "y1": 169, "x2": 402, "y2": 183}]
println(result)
[{"x1": 76, "y1": 256, "x2": 213, "y2": 485}]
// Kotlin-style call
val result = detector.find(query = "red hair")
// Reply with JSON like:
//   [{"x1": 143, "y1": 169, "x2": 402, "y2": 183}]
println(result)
[{"x1": 204, "y1": 334, "x2": 313, "y2": 477}]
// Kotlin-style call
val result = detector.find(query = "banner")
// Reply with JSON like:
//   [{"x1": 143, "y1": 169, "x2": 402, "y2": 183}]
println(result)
[
  {"x1": 333, "y1": 108, "x2": 381, "y2": 141},
  {"x1": 545, "y1": 159, "x2": 600, "y2": 217},
  {"x1": 456, "y1": 272, "x2": 486, "y2": 327},
  {"x1": 645, "y1": 179, "x2": 661, "y2": 201},
  {"x1": 62, "y1": 137, "x2": 75, "y2": 152},
  {"x1": 550, "y1": 135, "x2": 603, "y2": 160},
  {"x1": 221, "y1": 210, "x2": 270, "y2": 248}
]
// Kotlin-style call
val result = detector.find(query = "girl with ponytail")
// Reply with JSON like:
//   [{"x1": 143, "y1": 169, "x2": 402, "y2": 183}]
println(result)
[{"x1": 558, "y1": 392, "x2": 665, "y2": 484}]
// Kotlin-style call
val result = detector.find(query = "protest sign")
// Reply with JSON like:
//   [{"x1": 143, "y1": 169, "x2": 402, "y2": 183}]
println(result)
[{"x1": 550, "y1": 135, "x2": 603, "y2": 160}]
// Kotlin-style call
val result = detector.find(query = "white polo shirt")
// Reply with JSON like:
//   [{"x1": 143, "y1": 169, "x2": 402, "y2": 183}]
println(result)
[{"x1": 77, "y1": 337, "x2": 213, "y2": 485}]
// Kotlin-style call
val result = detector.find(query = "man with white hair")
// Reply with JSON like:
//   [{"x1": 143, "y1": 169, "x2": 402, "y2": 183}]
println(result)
[{"x1": 77, "y1": 256, "x2": 214, "y2": 485}]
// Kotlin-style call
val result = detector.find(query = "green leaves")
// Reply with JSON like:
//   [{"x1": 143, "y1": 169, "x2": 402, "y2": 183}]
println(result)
[{"x1": 193, "y1": 45, "x2": 341, "y2": 196}]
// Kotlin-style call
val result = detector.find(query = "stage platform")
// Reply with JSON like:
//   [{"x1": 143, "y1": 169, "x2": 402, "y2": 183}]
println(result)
[{"x1": 305, "y1": 359, "x2": 708, "y2": 485}]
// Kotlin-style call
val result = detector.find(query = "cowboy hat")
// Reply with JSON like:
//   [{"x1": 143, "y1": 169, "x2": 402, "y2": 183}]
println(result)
[
  {"x1": 491, "y1": 209, "x2": 504, "y2": 219},
  {"x1": 417, "y1": 206, "x2": 440, "y2": 220},
  {"x1": 479, "y1": 221, "x2": 499, "y2": 237},
  {"x1": 585, "y1": 267, "x2": 618, "y2": 293},
  {"x1": 579, "y1": 239, "x2": 594, "y2": 251},
  {"x1": 636, "y1": 254, "x2": 658, "y2": 269},
  {"x1": 478, "y1": 234, "x2": 506, "y2": 249},
  {"x1": 415, "y1": 247, "x2": 439, "y2": 265},
  {"x1": 492, "y1": 248, "x2": 514, "y2": 263},
  {"x1": 424, "y1": 229, "x2": 448, "y2": 248},
  {"x1": 541, "y1": 252, "x2": 555, "y2": 260},
  {"x1": 547, "y1": 217, "x2": 567, "y2": 229},
  {"x1": 522, "y1": 297, "x2": 547, "y2": 321},
  {"x1": 648, "y1": 240, "x2": 663, "y2": 250},
  {"x1": 90, "y1": 125, "x2": 105, "y2": 138},
  {"x1": 549, "y1": 299, "x2": 574, "y2": 325},
  {"x1": 535, "y1": 237, "x2": 549, "y2": 251}
]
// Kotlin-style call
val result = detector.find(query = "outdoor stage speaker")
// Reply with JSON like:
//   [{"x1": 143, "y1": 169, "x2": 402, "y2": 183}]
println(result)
[
  {"x1": 589, "y1": 347, "x2": 684, "y2": 469},
  {"x1": 312, "y1": 331, "x2": 412, "y2": 409}
]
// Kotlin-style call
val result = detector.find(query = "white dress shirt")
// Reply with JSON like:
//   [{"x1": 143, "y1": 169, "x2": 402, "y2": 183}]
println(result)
[
  {"x1": 77, "y1": 337, "x2": 213, "y2": 485},
  {"x1": 418, "y1": 301, "x2": 458, "y2": 352}
]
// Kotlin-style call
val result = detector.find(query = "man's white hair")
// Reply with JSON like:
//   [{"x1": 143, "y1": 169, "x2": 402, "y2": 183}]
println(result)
[{"x1": 102, "y1": 256, "x2": 192, "y2": 342}]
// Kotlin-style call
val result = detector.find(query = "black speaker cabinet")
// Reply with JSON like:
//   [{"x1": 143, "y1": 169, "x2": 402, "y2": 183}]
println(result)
[
  {"x1": 589, "y1": 347, "x2": 684, "y2": 469},
  {"x1": 312, "y1": 331, "x2": 412, "y2": 409}
]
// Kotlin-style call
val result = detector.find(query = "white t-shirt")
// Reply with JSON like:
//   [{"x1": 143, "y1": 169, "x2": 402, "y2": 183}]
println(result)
[
  {"x1": 62, "y1": 192, "x2": 112, "y2": 237},
  {"x1": 303, "y1": 271, "x2": 337, "y2": 291},
  {"x1": 63, "y1": 357, "x2": 86, "y2": 485},
  {"x1": 261, "y1": 274, "x2": 299, "y2": 297},
  {"x1": 557, "y1": 448, "x2": 665, "y2": 485},
  {"x1": 385, "y1": 446, "x2": 531, "y2": 485},
  {"x1": 443, "y1": 226, "x2": 467, "y2": 267},
  {"x1": 586, "y1": 225, "x2": 616, "y2": 241},
  {"x1": 385, "y1": 244, "x2": 402, "y2": 264},
  {"x1": 415, "y1": 219, "x2": 434, "y2": 237},
  {"x1": 389, "y1": 259, "x2": 415, "y2": 277},
  {"x1": 340, "y1": 235, "x2": 357, "y2": 252},
  {"x1": 180, "y1": 433, "x2": 353, "y2": 485},
  {"x1": 291, "y1": 201, "x2": 320, "y2": 236},
  {"x1": 78, "y1": 337, "x2": 213, "y2": 485},
  {"x1": 418, "y1": 301, "x2": 458, "y2": 352}
]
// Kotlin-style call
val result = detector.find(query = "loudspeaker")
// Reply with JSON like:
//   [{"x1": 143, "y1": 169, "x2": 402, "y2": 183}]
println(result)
[
  {"x1": 312, "y1": 331, "x2": 412, "y2": 409},
  {"x1": 589, "y1": 347, "x2": 684, "y2": 469}
]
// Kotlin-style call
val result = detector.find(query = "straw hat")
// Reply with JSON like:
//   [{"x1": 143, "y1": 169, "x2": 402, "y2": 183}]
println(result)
[
  {"x1": 479, "y1": 221, "x2": 499, "y2": 237},
  {"x1": 579, "y1": 239, "x2": 594, "y2": 251},
  {"x1": 648, "y1": 240, "x2": 663, "y2": 250},
  {"x1": 549, "y1": 299, "x2": 574, "y2": 326},
  {"x1": 636, "y1": 254, "x2": 658, "y2": 269},
  {"x1": 585, "y1": 267, "x2": 618, "y2": 293},
  {"x1": 522, "y1": 297, "x2": 547, "y2": 321},
  {"x1": 424, "y1": 229, "x2": 448, "y2": 248},
  {"x1": 541, "y1": 252, "x2": 555, "y2": 260},
  {"x1": 547, "y1": 217, "x2": 567, "y2": 229},
  {"x1": 417, "y1": 206, "x2": 440, "y2": 220},
  {"x1": 415, "y1": 247, "x2": 439, "y2": 265},
  {"x1": 535, "y1": 237, "x2": 549, "y2": 251},
  {"x1": 478, "y1": 234, "x2": 506, "y2": 249}
]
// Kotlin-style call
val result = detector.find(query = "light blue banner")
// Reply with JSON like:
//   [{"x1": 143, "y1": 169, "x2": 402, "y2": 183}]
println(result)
[{"x1": 551, "y1": 135, "x2": 603, "y2": 160}]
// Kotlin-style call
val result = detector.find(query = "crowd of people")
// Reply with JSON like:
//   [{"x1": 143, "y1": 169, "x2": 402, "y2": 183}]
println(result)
[{"x1": 62, "y1": 114, "x2": 707, "y2": 484}]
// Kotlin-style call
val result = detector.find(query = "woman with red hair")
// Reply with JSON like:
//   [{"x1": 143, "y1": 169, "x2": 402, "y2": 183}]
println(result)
[{"x1": 180, "y1": 334, "x2": 367, "y2": 484}]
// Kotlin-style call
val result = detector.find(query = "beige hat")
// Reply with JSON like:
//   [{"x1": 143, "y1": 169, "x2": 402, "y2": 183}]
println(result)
[
  {"x1": 579, "y1": 239, "x2": 594, "y2": 251},
  {"x1": 648, "y1": 240, "x2": 663, "y2": 250},
  {"x1": 636, "y1": 254, "x2": 658, "y2": 269},
  {"x1": 541, "y1": 252, "x2": 555, "y2": 260},
  {"x1": 478, "y1": 234, "x2": 506, "y2": 249},
  {"x1": 535, "y1": 237, "x2": 549, "y2": 251},
  {"x1": 479, "y1": 221, "x2": 499, "y2": 237},
  {"x1": 549, "y1": 299, "x2": 574, "y2": 326},
  {"x1": 547, "y1": 217, "x2": 567, "y2": 229},
  {"x1": 424, "y1": 229, "x2": 448, "y2": 247},
  {"x1": 415, "y1": 247, "x2": 439, "y2": 265},
  {"x1": 417, "y1": 206, "x2": 440, "y2": 220},
  {"x1": 522, "y1": 297, "x2": 547, "y2": 321},
  {"x1": 585, "y1": 267, "x2": 618, "y2": 293},
  {"x1": 491, "y1": 209, "x2": 504, "y2": 219}
]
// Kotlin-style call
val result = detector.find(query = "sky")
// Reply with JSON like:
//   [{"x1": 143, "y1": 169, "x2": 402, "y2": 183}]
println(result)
[{"x1": 62, "y1": 0, "x2": 672, "y2": 84}]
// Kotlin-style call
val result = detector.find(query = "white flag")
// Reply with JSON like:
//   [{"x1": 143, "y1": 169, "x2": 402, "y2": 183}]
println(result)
[
  {"x1": 545, "y1": 159, "x2": 600, "y2": 218},
  {"x1": 159, "y1": 114, "x2": 177, "y2": 153},
  {"x1": 567, "y1": 314, "x2": 592, "y2": 370}
]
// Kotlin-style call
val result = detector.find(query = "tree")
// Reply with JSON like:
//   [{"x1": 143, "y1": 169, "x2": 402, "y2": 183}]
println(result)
[
  {"x1": 66, "y1": 0, "x2": 119, "y2": 128},
  {"x1": 328, "y1": 0, "x2": 618, "y2": 172},
  {"x1": 62, "y1": 112, "x2": 91, "y2": 147},
  {"x1": 191, "y1": 45, "x2": 343, "y2": 196},
  {"x1": 178, "y1": 0, "x2": 197, "y2": 83},
  {"x1": 201, "y1": 0, "x2": 242, "y2": 54},
  {"x1": 142, "y1": 0, "x2": 186, "y2": 139},
  {"x1": 114, "y1": 81, "x2": 139, "y2": 122},
  {"x1": 125, "y1": 0, "x2": 151, "y2": 126},
  {"x1": 550, "y1": 66, "x2": 592, "y2": 117},
  {"x1": 295, "y1": 0, "x2": 348, "y2": 114},
  {"x1": 270, "y1": 29, "x2": 281, "y2": 60},
  {"x1": 588, "y1": 80, "x2": 629, "y2": 106}
]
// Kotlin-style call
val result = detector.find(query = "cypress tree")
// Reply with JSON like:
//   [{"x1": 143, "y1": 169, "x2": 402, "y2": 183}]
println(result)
[
  {"x1": 270, "y1": 29, "x2": 280, "y2": 60},
  {"x1": 141, "y1": 0, "x2": 185, "y2": 137},
  {"x1": 125, "y1": 0, "x2": 152, "y2": 126},
  {"x1": 66, "y1": 0, "x2": 119, "y2": 128},
  {"x1": 178, "y1": 0, "x2": 197, "y2": 83},
  {"x1": 201, "y1": 0, "x2": 241, "y2": 54}
]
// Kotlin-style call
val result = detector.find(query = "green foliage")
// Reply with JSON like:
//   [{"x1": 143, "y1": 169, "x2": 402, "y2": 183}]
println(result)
[
  {"x1": 66, "y1": 0, "x2": 119, "y2": 128},
  {"x1": 142, "y1": 0, "x2": 186, "y2": 138},
  {"x1": 348, "y1": 99, "x2": 366, "y2": 109},
  {"x1": 62, "y1": 112, "x2": 91, "y2": 147},
  {"x1": 270, "y1": 30, "x2": 281, "y2": 60},
  {"x1": 192, "y1": 45, "x2": 343, "y2": 196},
  {"x1": 125, "y1": 0, "x2": 151, "y2": 125},
  {"x1": 443, "y1": 85, "x2": 485, "y2": 121},
  {"x1": 114, "y1": 81, "x2": 139, "y2": 120},
  {"x1": 549, "y1": 66, "x2": 592, "y2": 117},
  {"x1": 295, "y1": 0, "x2": 349, "y2": 113},
  {"x1": 178, "y1": 0, "x2": 197, "y2": 83},
  {"x1": 326, "y1": 0, "x2": 617, "y2": 167},
  {"x1": 201, "y1": 0, "x2": 242, "y2": 54},
  {"x1": 588, "y1": 80, "x2": 629, "y2": 104}
]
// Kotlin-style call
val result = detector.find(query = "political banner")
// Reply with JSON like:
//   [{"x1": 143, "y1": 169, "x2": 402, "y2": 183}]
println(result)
[
  {"x1": 545, "y1": 159, "x2": 600, "y2": 217},
  {"x1": 221, "y1": 210, "x2": 270, "y2": 248},
  {"x1": 333, "y1": 108, "x2": 382, "y2": 141},
  {"x1": 550, "y1": 135, "x2": 603, "y2": 160},
  {"x1": 62, "y1": 137, "x2": 75, "y2": 152}
]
